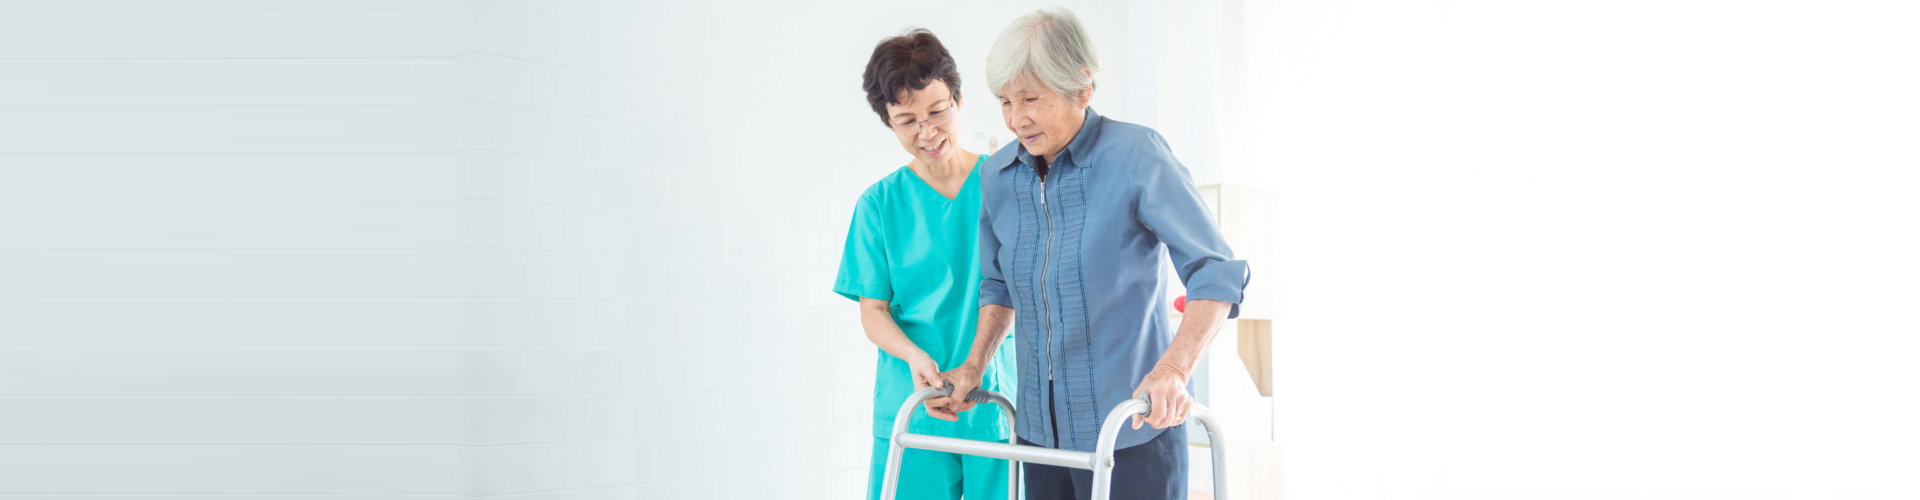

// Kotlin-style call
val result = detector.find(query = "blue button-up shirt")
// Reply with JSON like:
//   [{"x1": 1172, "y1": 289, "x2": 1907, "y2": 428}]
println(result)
[{"x1": 979, "y1": 106, "x2": 1250, "y2": 452}]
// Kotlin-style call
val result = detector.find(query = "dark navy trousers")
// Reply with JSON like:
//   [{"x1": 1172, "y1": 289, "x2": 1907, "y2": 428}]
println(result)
[{"x1": 1018, "y1": 391, "x2": 1188, "y2": 499}]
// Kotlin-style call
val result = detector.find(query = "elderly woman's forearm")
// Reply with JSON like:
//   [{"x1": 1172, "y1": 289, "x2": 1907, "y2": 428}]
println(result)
[
  {"x1": 962, "y1": 304, "x2": 1015, "y2": 370},
  {"x1": 1158, "y1": 299, "x2": 1232, "y2": 376}
]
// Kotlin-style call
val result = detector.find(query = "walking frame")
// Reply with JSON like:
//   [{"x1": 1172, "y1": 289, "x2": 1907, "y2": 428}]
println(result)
[{"x1": 879, "y1": 383, "x2": 1228, "y2": 500}]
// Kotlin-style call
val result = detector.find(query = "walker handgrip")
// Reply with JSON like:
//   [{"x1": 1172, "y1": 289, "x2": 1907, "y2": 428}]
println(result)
[{"x1": 936, "y1": 380, "x2": 996, "y2": 403}]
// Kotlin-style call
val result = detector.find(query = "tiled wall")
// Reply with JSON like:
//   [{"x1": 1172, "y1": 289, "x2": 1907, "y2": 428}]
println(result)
[{"x1": 0, "y1": 2, "x2": 477, "y2": 498}]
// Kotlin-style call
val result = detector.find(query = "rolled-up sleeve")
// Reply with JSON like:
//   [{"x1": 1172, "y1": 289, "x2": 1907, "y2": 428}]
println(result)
[
  {"x1": 978, "y1": 184, "x2": 1014, "y2": 308},
  {"x1": 1132, "y1": 135, "x2": 1251, "y2": 318}
]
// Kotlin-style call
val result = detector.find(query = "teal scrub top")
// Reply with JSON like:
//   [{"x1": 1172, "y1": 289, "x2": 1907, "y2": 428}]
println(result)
[{"x1": 834, "y1": 156, "x2": 1015, "y2": 441}]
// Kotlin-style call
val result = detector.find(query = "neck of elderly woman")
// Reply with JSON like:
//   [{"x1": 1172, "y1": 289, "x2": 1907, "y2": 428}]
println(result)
[{"x1": 1040, "y1": 105, "x2": 1090, "y2": 166}]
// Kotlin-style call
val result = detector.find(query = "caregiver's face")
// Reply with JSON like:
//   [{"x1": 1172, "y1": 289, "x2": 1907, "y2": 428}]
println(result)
[
  {"x1": 884, "y1": 79, "x2": 961, "y2": 166},
  {"x1": 998, "y1": 72, "x2": 1088, "y2": 162}
]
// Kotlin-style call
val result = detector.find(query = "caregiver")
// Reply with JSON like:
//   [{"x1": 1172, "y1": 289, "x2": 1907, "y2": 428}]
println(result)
[{"x1": 834, "y1": 29, "x2": 1018, "y2": 500}]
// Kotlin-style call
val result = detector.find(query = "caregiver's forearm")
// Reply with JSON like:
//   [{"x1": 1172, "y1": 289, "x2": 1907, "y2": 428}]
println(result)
[
  {"x1": 858, "y1": 298, "x2": 929, "y2": 363},
  {"x1": 1156, "y1": 299, "x2": 1232, "y2": 376},
  {"x1": 961, "y1": 304, "x2": 1015, "y2": 370}
]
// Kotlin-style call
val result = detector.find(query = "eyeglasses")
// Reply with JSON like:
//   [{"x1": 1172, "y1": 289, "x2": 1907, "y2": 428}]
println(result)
[{"x1": 891, "y1": 105, "x2": 956, "y2": 135}]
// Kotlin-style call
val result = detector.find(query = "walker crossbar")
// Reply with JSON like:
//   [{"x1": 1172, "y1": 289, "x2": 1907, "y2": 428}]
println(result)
[{"x1": 878, "y1": 384, "x2": 1228, "y2": 500}]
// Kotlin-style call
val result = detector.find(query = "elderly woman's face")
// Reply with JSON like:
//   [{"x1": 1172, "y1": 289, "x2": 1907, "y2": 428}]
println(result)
[
  {"x1": 997, "y1": 72, "x2": 1089, "y2": 163},
  {"x1": 884, "y1": 79, "x2": 962, "y2": 167}
]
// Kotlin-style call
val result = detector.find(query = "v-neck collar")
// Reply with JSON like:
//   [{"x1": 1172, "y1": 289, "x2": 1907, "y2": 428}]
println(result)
[{"x1": 905, "y1": 155, "x2": 984, "y2": 203}]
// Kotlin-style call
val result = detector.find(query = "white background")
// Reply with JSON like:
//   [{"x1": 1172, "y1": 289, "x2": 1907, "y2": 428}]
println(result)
[
  {"x1": 0, "y1": 0, "x2": 1915, "y2": 499},
  {"x1": 1255, "y1": 1, "x2": 1920, "y2": 499}
]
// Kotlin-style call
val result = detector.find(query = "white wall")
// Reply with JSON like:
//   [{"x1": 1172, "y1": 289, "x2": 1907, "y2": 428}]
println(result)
[
  {"x1": 0, "y1": 2, "x2": 477, "y2": 499},
  {"x1": 1239, "y1": 1, "x2": 1920, "y2": 499},
  {"x1": 0, "y1": 1, "x2": 1149, "y2": 499}
]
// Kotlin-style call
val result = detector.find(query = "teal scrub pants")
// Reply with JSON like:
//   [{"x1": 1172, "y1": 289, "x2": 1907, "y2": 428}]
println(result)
[{"x1": 867, "y1": 437, "x2": 1013, "y2": 500}]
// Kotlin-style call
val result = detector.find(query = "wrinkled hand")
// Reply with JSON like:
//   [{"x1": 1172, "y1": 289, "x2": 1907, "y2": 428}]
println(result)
[
  {"x1": 1131, "y1": 362, "x2": 1194, "y2": 430},
  {"x1": 924, "y1": 364, "x2": 982, "y2": 422}
]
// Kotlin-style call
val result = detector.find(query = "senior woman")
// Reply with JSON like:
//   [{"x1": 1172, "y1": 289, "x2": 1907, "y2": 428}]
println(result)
[
  {"x1": 834, "y1": 29, "x2": 1018, "y2": 500},
  {"x1": 924, "y1": 9, "x2": 1250, "y2": 499}
]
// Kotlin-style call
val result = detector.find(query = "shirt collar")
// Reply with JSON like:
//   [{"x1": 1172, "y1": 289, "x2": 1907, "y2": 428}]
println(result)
[{"x1": 995, "y1": 106, "x2": 1105, "y2": 171}]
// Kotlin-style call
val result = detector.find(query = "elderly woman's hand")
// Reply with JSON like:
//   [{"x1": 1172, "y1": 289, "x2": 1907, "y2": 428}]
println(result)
[
  {"x1": 924, "y1": 363, "x2": 983, "y2": 422},
  {"x1": 1131, "y1": 362, "x2": 1194, "y2": 430}
]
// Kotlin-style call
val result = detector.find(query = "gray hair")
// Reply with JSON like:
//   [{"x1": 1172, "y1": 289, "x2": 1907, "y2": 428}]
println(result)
[{"x1": 985, "y1": 8, "x2": 1100, "y2": 98}]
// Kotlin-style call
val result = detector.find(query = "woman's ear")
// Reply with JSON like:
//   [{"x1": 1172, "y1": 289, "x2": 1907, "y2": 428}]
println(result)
[{"x1": 1077, "y1": 66, "x2": 1095, "y2": 105}]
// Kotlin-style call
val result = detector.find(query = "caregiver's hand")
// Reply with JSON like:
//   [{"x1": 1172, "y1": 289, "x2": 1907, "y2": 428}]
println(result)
[
  {"x1": 906, "y1": 353, "x2": 944, "y2": 393},
  {"x1": 1131, "y1": 362, "x2": 1194, "y2": 430},
  {"x1": 924, "y1": 363, "x2": 982, "y2": 422}
]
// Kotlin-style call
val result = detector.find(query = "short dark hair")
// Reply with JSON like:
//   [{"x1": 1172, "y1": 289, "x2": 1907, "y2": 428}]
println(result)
[{"x1": 862, "y1": 29, "x2": 962, "y2": 128}]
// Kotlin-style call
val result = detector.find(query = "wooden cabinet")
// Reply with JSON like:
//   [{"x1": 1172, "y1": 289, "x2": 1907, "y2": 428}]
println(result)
[{"x1": 1177, "y1": 184, "x2": 1283, "y2": 498}]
